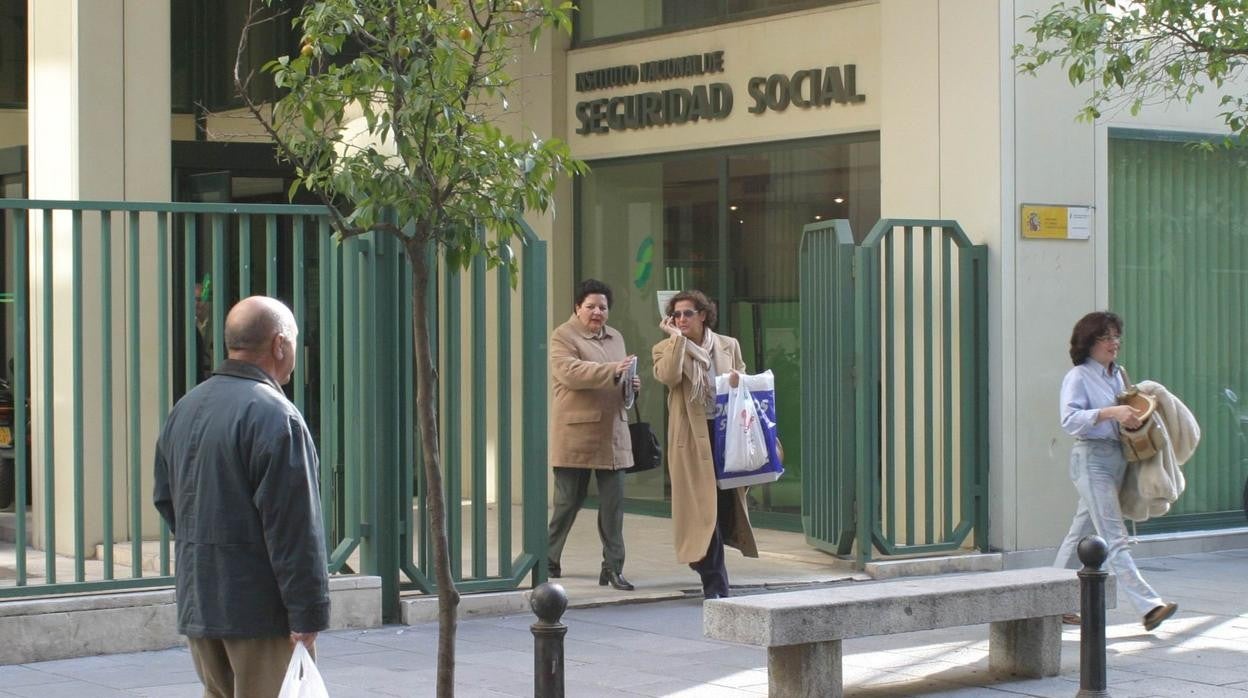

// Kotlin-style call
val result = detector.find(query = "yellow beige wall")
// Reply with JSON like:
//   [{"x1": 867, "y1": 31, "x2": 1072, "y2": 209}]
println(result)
[
  {"x1": 1005, "y1": 0, "x2": 1243, "y2": 555},
  {"x1": 27, "y1": 0, "x2": 170, "y2": 554},
  {"x1": 564, "y1": 2, "x2": 880, "y2": 162},
  {"x1": 562, "y1": 0, "x2": 1006, "y2": 550},
  {"x1": 879, "y1": 0, "x2": 1002, "y2": 550}
]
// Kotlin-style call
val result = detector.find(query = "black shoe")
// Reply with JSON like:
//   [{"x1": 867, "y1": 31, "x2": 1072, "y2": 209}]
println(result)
[
  {"x1": 548, "y1": 562, "x2": 561, "y2": 579},
  {"x1": 703, "y1": 591, "x2": 721, "y2": 600},
  {"x1": 599, "y1": 569, "x2": 635, "y2": 591}
]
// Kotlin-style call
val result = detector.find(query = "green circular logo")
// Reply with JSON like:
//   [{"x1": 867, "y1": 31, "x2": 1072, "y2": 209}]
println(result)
[{"x1": 633, "y1": 237, "x2": 654, "y2": 289}]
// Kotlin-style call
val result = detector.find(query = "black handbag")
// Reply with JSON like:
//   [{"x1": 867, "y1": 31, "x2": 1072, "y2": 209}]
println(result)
[{"x1": 626, "y1": 404, "x2": 662, "y2": 474}]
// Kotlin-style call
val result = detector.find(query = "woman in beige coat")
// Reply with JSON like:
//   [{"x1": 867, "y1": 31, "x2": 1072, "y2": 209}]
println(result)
[
  {"x1": 653, "y1": 290, "x2": 758, "y2": 599},
  {"x1": 547, "y1": 279, "x2": 640, "y2": 591}
]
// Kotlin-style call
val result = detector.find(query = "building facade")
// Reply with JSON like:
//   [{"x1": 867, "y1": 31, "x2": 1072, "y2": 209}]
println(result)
[{"x1": 1, "y1": 0, "x2": 1246, "y2": 570}]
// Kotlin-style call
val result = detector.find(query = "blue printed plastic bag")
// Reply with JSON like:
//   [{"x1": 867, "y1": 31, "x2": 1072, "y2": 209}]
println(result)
[{"x1": 712, "y1": 370, "x2": 784, "y2": 489}]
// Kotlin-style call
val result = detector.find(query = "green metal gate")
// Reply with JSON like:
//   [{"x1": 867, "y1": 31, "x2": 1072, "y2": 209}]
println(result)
[
  {"x1": 800, "y1": 218, "x2": 989, "y2": 564},
  {"x1": 0, "y1": 200, "x2": 549, "y2": 618}
]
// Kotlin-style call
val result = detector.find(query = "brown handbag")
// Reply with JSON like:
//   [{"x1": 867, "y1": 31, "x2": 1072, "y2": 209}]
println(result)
[{"x1": 1116, "y1": 366, "x2": 1164, "y2": 462}]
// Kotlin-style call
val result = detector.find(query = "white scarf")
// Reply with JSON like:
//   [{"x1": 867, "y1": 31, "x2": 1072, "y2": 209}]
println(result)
[{"x1": 683, "y1": 328, "x2": 717, "y2": 412}]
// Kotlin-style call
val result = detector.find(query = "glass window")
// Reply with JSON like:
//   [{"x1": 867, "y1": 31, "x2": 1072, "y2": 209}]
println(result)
[
  {"x1": 1109, "y1": 133, "x2": 1248, "y2": 529},
  {"x1": 577, "y1": 134, "x2": 880, "y2": 525},
  {"x1": 171, "y1": 0, "x2": 197, "y2": 113},
  {"x1": 576, "y1": 0, "x2": 846, "y2": 44},
  {"x1": 0, "y1": 0, "x2": 25, "y2": 107},
  {"x1": 171, "y1": 0, "x2": 305, "y2": 114}
]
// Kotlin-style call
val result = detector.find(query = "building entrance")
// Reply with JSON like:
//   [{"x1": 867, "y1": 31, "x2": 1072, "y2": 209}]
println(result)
[{"x1": 576, "y1": 133, "x2": 880, "y2": 530}]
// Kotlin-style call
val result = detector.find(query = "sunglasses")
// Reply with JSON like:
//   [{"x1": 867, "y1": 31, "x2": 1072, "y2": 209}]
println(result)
[{"x1": 670, "y1": 309, "x2": 701, "y2": 319}]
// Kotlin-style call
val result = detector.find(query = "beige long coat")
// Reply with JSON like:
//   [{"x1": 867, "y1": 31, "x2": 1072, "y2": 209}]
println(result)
[
  {"x1": 549, "y1": 315, "x2": 633, "y2": 470},
  {"x1": 652, "y1": 333, "x2": 758, "y2": 563}
]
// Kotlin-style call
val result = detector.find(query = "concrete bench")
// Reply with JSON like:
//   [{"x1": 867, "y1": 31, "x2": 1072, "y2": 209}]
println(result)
[{"x1": 704, "y1": 568, "x2": 1115, "y2": 698}]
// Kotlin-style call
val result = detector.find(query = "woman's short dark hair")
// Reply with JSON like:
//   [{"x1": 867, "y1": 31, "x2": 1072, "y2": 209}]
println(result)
[
  {"x1": 574, "y1": 279, "x2": 612, "y2": 309},
  {"x1": 1069, "y1": 311, "x2": 1123, "y2": 365},
  {"x1": 666, "y1": 289, "x2": 717, "y2": 329}
]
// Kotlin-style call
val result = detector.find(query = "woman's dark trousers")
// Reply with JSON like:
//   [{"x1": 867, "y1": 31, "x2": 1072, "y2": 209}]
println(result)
[
  {"x1": 546, "y1": 467, "x2": 625, "y2": 574},
  {"x1": 691, "y1": 488, "x2": 734, "y2": 598}
]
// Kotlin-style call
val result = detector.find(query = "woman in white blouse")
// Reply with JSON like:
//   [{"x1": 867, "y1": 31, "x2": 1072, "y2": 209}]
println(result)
[{"x1": 1054, "y1": 311, "x2": 1177, "y2": 632}]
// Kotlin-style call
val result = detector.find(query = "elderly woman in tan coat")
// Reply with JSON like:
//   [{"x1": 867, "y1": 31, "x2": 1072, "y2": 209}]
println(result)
[
  {"x1": 653, "y1": 290, "x2": 758, "y2": 599},
  {"x1": 546, "y1": 279, "x2": 640, "y2": 591}
]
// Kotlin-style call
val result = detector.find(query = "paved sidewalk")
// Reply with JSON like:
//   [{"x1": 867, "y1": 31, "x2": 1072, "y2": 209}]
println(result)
[{"x1": 2, "y1": 548, "x2": 1247, "y2": 696}]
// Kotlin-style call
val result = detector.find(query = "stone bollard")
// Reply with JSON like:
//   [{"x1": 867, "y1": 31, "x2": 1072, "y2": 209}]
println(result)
[
  {"x1": 530, "y1": 582, "x2": 568, "y2": 698},
  {"x1": 1077, "y1": 535, "x2": 1110, "y2": 698}
]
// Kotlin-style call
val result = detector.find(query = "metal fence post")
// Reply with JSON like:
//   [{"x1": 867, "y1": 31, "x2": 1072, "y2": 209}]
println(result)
[
  {"x1": 530, "y1": 582, "x2": 568, "y2": 698},
  {"x1": 1077, "y1": 534, "x2": 1110, "y2": 698}
]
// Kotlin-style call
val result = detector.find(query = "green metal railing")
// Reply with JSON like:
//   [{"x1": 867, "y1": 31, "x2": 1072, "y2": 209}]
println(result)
[
  {"x1": 800, "y1": 218, "x2": 989, "y2": 564},
  {"x1": 397, "y1": 225, "x2": 550, "y2": 597},
  {"x1": 0, "y1": 200, "x2": 549, "y2": 611}
]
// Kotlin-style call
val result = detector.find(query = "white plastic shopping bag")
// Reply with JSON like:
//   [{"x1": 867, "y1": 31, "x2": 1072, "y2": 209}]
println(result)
[
  {"x1": 722, "y1": 381, "x2": 769, "y2": 473},
  {"x1": 278, "y1": 643, "x2": 329, "y2": 698},
  {"x1": 712, "y1": 371, "x2": 784, "y2": 489}
]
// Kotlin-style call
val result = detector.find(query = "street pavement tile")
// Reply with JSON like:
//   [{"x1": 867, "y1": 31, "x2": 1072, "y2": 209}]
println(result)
[
  {"x1": 483, "y1": 613, "x2": 538, "y2": 632},
  {"x1": 619, "y1": 678, "x2": 771, "y2": 697},
  {"x1": 1104, "y1": 654, "x2": 1248, "y2": 686},
  {"x1": 10, "y1": 548, "x2": 1248, "y2": 695},
  {"x1": 833, "y1": 673, "x2": 998, "y2": 697},
  {"x1": 449, "y1": 624, "x2": 536, "y2": 650},
  {"x1": 0, "y1": 665, "x2": 59, "y2": 688},
  {"x1": 872, "y1": 643, "x2": 991, "y2": 665},
  {"x1": 1096, "y1": 665, "x2": 1160, "y2": 685},
  {"x1": 1, "y1": 680, "x2": 133, "y2": 697},
  {"x1": 899, "y1": 686, "x2": 1020, "y2": 697},
  {"x1": 1107, "y1": 677, "x2": 1248, "y2": 697},
  {"x1": 880, "y1": 658, "x2": 996, "y2": 685},
  {"x1": 646, "y1": 663, "x2": 769, "y2": 690},
  {"x1": 560, "y1": 660, "x2": 678, "y2": 689},
  {"x1": 32, "y1": 665, "x2": 202, "y2": 690},
  {"x1": 842, "y1": 664, "x2": 917, "y2": 685},
  {"x1": 129, "y1": 683, "x2": 204, "y2": 697},
  {"x1": 846, "y1": 650, "x2": 944, "y2": 670},
  {"x1": 981, "y1": 675, "x2": 1082, "y2": 698},
  {"x1": 458, "y1": 647, "x2": 561, "y2": 674},
  {"x1": 314, "y1": 631, "x2": 405, "y2": 657},
  {"x1": 587, "y1": 630, "x2": 726, "y2": 655},
  {"x1": 1115, "y1": 645, "x2": 1248, "y2": 669},
  {"x1": 320, "y1": 663, "x2": 437, "y2": 691},
  {"x1": 325, "y1": 680, "x2": 437, "y2": 697},
  {"x1": 681, "y1": 644, "x2": 767, "y2": 670},
  {"x1": 317, "y1": 648, "x2": 431, "y2": 671},
  {"x1": 19, "y1": 654, "x2": 132, "y2": 672},
  {"x1": 564, "y1": 646, "x2": 698, "y2": 673}
]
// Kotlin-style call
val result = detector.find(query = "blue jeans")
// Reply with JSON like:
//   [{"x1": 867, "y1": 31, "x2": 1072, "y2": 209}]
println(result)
[{"x1": 1054, "y1": 439, "x2": 1163, "y2": 616}]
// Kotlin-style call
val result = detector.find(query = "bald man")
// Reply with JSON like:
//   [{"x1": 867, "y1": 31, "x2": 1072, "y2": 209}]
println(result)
[{"x1": 154, "y1": 296, "x2": 329, "y2": 697}]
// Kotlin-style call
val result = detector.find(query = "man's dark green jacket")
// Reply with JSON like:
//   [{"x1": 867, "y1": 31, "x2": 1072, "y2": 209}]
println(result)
[{"x1": 154, "y1": 360, "x2": 329, "y2": 638}]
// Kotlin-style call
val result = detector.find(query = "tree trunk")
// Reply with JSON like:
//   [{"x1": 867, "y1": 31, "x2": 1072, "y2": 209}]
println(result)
[{"x1": 406, "y1": 237, "x2": 460, "y2": 697}]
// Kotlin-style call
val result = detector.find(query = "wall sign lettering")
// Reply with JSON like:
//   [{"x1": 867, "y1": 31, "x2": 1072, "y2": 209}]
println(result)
[{"x1": 573, "y1": 51, "x2": 866, "y2": 136}]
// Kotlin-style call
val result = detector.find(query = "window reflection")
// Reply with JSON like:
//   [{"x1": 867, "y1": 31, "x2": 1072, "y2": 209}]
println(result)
[
  {"x1": 577, "y1": 135, "x2": 880, "y2": 524},
  {"x1": 578, "y1": 0, "x2": 848, "y2": 43},
  {"x1": 0, "y1": 0, "x2": 25, "y2": 107}
]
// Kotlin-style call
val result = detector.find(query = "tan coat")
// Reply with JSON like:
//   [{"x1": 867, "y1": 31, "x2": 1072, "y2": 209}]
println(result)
[
  {"x1": 549, "y1": 315, "x2": 633, "y2": 470},
  {"x1": 652, "y1": 333, "x2": 758, "y2": 563}
]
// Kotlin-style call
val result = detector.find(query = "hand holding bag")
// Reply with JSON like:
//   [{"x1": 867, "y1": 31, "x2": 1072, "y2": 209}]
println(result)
[
  {"x1": 625, "y1": 404, "x2": 662, "y2": 474},
  {"x1": 278, "y1": 643, "x2": 329, "y2": 698},
  {"x1": 1117, "y1": 366, "x2": 1164, "y2": 463}
]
